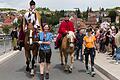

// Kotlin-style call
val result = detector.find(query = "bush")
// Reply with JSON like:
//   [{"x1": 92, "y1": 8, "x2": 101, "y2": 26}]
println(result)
[{"x1": 2, "y1": 25, "x2": 11, "y2": 35}]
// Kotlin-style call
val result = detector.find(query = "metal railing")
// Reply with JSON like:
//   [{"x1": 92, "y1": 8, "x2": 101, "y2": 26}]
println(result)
[{"x1": 0, "y1": 35, "x2": 12, "y2": 56}]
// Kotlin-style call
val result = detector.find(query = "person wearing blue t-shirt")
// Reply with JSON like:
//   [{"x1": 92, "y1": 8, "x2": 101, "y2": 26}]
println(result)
[{"x1": 38, "y1": 24, "x2": 53, "y2": 80}]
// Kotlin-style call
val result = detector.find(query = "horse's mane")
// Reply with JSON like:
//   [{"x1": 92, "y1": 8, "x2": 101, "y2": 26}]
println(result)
[{"x1": 67, "y1": 31, "x2": 75, "y2": 39}]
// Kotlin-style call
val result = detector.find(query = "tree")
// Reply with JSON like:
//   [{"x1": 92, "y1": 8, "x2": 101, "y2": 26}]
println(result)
[
  {"x1": 2, "y1": 25, "x2": 11, "y2": 35},
  {"x1": 18, "y1": 9, "x2": 26, "y2": 14},
  {"x1": 82, "y1": 11, "x2": 88, "y2": 20},
  {"x1": 76, "y1": 8, "x2": 82, "y2": 18},
  {"x1": 60, "y1": 10, "x2": 65, "y2": 17},
  {"x1": 0, "y1": 8, "x2": 17, "y2": 11},
  {"x1": 108, "y1": 10, "x2": 117, "y2": 23}
]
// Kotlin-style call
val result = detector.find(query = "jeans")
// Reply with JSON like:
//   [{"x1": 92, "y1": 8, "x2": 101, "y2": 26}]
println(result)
[
  {"x1": 99, "y1": 41, "x2": 106, "y2": 53},
  {"x1": 75, "y1": 46, "x2": 83, "y2": 61},
  {"x1": 115, "y1": 47, "x2": 120, "y2": 62},
  {"x1": 84, "y1": 48, "x2": 95, "y2": 71}
]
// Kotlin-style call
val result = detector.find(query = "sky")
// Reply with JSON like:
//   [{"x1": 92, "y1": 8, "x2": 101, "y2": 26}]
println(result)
[{"x1": 0, "y1": 0, "x2": 120, "y2": 11}]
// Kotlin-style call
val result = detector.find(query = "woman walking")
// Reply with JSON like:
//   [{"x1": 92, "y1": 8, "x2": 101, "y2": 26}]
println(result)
[
  {"x1": 83, "y1": 28, "x2": 96, "y2": 77},
  {"x1": 38, "y1": 24, "x2": 53, "y2": 80}
]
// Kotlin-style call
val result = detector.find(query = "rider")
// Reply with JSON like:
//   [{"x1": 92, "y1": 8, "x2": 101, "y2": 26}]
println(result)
[
  {"x1": 23, "y1": 0, "x2": 42, "y2": 32},
  {"x1": 55, "y1": 13, "x2": 75, "y2": 49}
]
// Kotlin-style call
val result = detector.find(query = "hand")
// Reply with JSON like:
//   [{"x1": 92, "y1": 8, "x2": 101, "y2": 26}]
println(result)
[
  {"x1": 47, "y1": 41, "x2": 51, "y2": 45},
  {"x1": 65, "y1": 31, "x2": 68, "y2": 34},
  {"x1": 38, "y1": 41, "x2": 43, "y2": 44}
]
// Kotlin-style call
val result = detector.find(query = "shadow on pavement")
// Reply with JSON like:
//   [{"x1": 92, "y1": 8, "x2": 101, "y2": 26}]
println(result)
[
  {"x1": 53, "y1": 64, "x2": 64, "y2": 71},
  {"x1": 78, "y1": 69, "x2": 86, "y2": 73},
  {"x1": 16, "y1": 66, "x2": 33, "y2": 79}
]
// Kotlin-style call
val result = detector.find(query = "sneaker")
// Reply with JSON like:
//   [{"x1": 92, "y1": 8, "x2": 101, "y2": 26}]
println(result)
[
  {"x1": 45, "y1": 73, "x2": 49, "y2": 79},
  {"x1": 86, "y1": 70, "x2": 90, "y2": 74},
  {"x1": 91, "y1": 71, "x2": 96, "y2": 77},
  {"x1": 116, "y1": 62, "x2": 119, "y2": 65}
]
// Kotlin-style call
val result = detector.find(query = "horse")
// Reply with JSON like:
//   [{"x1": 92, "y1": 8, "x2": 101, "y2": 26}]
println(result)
[
  {"x1": 59, "y1": 31, "x2": 76, "y2": 73},
  {"x1": 24, "y1": 23, "x2": 39, "y2": 75}
]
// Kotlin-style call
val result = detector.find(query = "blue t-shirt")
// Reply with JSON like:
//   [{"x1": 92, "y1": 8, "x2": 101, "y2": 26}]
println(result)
[{"x1": 38, "y1": 32, "x2": 53, "y2": 50}]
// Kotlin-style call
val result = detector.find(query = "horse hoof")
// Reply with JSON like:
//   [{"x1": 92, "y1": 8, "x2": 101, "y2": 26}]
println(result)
[
  {"x1": 30, "y1": 69, "x2": 34, "y2": 76},
  {"x1": 68, "y1": 68, "x2": 72, "y2": 73},
  {"x1": 61, "y1": 63, "x2": 64, "y2": 65},
  {"x1": 26, "y1": 67, "x2": 30, "y2": 72},
  {"x1": 64, "y1": 67, "x2": 68, "y2": 72},
  {"x1": 34, "y1": 65, "x2": 37, "y2": 68},
  {"x1": 64, "y1": 69, "x2": 68, "y2": 72}
]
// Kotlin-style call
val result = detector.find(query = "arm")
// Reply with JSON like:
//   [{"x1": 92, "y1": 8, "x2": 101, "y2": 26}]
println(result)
[
  {"x1": 40, "y1": 33, "x2": 53, "y2": 45},
  {"x1": 70, "y1": 22, "x2": 75, "y2": 32},
  {"x1": 58, "y1": 22, "x2": 67, "y2": 34},
  {"x1": 42, "y1": 41, "x2": 50, "y2": 45},
  {"x1": 82, "y1": 37, "x2": 86, "y2": 55}
]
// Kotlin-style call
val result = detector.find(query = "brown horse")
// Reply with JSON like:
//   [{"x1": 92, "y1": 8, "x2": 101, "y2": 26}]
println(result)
[
  {"x1": 59, "y1": 31, "x2": 75, "y2": 73},
  {"x1": 24, "y1": 23, "x2": 39, "y2": 75}
]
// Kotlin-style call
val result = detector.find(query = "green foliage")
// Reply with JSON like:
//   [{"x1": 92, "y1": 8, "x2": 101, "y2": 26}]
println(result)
[
  {"x1": 116, "y1": 23, "x2": 120, "y2": 26},
  {"x1": 82, "y1": 11, "x2": 88, "y2": 20},
  {"x1": 18, "y1": 9, "x2": 26, "y2": 14},
  {"x1": 108, "y1": 10, "x2": 117, "y2": 23},
  {"x1": 2, "y1": 25, "x2": 11, "y2": 35},
  {"x1": 76, "y1": 8, "x2": 82, "y2": 18},
  {"x1": 114, "y1": 7, "x2": 120, "y2": 10},
  {"x1": 36, "y1": 7, "x2": 50, "y2": 12},
  {"x1": 0, "y1": 8, "x2": 17, "y2": 11},
  {"x1": 40, "y1": 10, "x2": 66, "y2": 26},
  {"x1": 13, "y1": 18, "x2": 22, "y2": 28},
  {"x1": 100, "y1": 8, "x2": 105, "y2": 11}
]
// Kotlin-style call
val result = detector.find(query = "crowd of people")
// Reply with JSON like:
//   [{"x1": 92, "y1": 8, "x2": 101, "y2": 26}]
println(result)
[{"x1": 74, "y1": 24, "x2": 120, "y2": 65}]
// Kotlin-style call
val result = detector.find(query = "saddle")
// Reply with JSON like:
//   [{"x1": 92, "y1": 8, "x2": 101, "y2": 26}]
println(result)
[{"x1": 58, "y1": 33, "x2": 67, "y2": 47}]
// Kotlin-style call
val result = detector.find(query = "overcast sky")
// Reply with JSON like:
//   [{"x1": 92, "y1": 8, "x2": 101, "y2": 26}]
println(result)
[{"x1": 0, "y1": 0, "x2": 120, "y2": 11}]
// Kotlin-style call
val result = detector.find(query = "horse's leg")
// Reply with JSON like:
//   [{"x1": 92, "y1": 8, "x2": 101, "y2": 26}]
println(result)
[
  {"x1": 34, "y1": 47, "x2": 38, "y2": 67},
  {"x1": 63, "y1": 52, "x2": 68, "y2": 71},
  {"x1": 25, "y1": 50, "x2": 31, "y2": 72},
  {"x1": 31, "y1": 55, "x2": 35, "y2": 75},
  {"x1": 69, "y1": 52, "x2": 74, "y2": 73},
  {"x1": 59, "y1": 48, "x2": 64, "y2": 65},
  {"x1": 31, "y1": 46, "x2": 38, "y2": 75},
  {"x1": 30, "y1": 48, "x2": 37, "y2": 75}
]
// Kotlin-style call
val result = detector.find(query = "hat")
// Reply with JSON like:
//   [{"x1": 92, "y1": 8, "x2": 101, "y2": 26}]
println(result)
[{"x1": 30, "y1": 0, "x2": 35, "y2": 6}]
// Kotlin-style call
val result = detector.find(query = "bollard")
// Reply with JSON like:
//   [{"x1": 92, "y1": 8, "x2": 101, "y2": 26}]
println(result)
[{"x1": 3, "y1": 37, "x2": 6, "y2": 53}]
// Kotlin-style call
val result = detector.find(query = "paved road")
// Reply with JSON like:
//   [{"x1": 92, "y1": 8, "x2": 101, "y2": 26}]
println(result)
[{"x1": 0, "y1": 45, "x2": 104, "y2": 80}]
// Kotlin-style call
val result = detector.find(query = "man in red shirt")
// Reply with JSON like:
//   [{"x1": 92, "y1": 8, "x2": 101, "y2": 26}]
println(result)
[{"x1": 55, "y1": 14, "x2": 75, "y2": 49}]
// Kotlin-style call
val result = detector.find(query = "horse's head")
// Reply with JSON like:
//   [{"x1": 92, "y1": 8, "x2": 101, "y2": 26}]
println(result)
[
  {"x1": 24, "y1": 23, "x2": 38, "y2": 45},
  {"x1": 66, "y1": 31, "x2": 76, "y2": 48}
]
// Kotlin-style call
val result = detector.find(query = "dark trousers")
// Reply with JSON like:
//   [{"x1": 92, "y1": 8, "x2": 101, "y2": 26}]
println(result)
[
  {"x1": 84, "y1": 48, "x2": 95, "y2": 71},
  {"x1": 18, "y1": 41, "x2": 24, "y2": 51},
  {"x1": 75, "y1": 46, "x2": 83, "y2": 61},
  {"x1": 99, "y1": 41, "x2": 106, "y2": 53}
]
